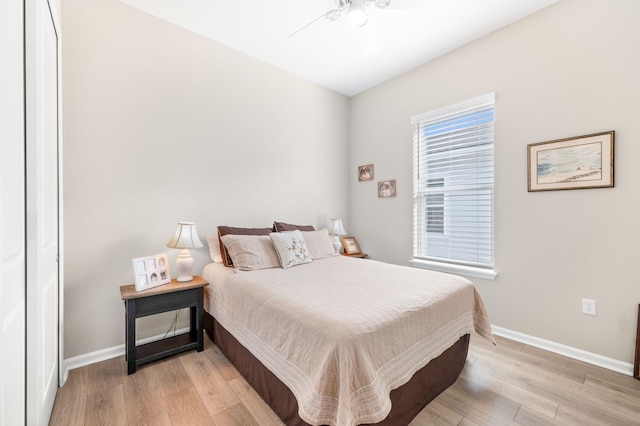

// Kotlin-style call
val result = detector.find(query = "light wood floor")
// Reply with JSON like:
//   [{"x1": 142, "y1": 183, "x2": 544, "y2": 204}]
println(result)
[{"x1": 50, "y1": 334, "x2": 640, "y2": 426}]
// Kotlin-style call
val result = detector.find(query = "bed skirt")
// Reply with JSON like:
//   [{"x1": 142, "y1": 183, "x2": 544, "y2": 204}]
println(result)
[{"x1": 204, "y1": 311, "x2": 469, "y2": 426}]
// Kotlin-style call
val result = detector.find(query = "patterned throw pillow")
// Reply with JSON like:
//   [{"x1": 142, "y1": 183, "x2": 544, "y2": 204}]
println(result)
[{"x1": 269, "y1": 230, "x2": 313, "y2": 269}]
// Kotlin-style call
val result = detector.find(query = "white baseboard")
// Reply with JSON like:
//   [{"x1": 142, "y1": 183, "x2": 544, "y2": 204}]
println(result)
[
  {"x1": 61, "y1": 325, "x2": 634, "y2": 385},
  {"x1": 492, "y1": 325, "x2": 634, "y2": 376},
  {"x1": 61, "y1": 327, "x2": 190, "y2": 385}
]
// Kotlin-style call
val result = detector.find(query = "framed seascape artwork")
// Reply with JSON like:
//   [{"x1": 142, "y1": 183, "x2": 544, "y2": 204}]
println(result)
[
  {"x1": 378, "y1": 179, "x2": 396, "y2": 198},
  {"x1": 132, "y1": 253, "x2": 171, "y2": 291},
  {"x1": 527, "y1": 131, "x2": 614, "y2": 192},
  {"x1": 341, "y1": 236, "x2": 361, "y2": 255},
  {"x1": 358, "y1": 164, "x2": 374, "y2": 182}
]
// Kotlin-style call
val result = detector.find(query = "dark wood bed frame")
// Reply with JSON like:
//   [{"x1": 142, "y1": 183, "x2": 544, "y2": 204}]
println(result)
[{"x1": 204, "y1": 311, "x2": 470, "y2": 425}]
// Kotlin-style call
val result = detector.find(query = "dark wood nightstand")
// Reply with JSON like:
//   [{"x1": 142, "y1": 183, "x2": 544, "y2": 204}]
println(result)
[
  {"x1": 634, "y1": 304, "x2": 639, "y2": 380},
  {"x1": 120, "y1": 276, "x2": 209, "y2": 374}
]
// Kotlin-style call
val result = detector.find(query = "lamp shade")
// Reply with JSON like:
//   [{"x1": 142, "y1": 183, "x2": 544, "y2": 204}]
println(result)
[
  {"x1": 166, "y1": 222, "x2": 204, "y2": 249},
  {"x1": 328, "y1": 219, "x2": 347, "y2": 236}
]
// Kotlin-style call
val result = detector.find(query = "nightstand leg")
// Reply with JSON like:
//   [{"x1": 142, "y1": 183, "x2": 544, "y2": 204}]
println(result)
[
  {"x1": 126, "y1": 299, "x2": 137, "y2": 374},
  {"x1": 195, "y1": 288, "x2": 204, "y2": 351},
  {"x1": 124, "y1": 301, "x2": 127, "y2": 362},
  {"x1": 189, "y1": 305, "x2": 196, "y2": 343}
]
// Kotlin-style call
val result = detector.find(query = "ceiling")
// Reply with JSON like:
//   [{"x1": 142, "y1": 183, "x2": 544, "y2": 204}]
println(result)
[{"x1": 119, "y1": 0, "x2": 559, "y2": 97}]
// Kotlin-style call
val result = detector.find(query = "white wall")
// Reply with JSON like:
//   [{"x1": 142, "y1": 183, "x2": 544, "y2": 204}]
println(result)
[
  {"x1": 349, "y1": 0, "x2": 640, "y2": 364},
  {"x1": 62, "y1": 0, "x2": 349, "y2": 358}
]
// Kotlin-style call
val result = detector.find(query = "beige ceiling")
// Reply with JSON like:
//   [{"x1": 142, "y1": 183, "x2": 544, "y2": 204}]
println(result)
[{"x1": 120, "y1": 0, "x2": 559, "y2": 96}]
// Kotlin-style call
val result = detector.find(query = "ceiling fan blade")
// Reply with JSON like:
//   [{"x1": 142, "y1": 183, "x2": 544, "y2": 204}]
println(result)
[
  {"x1": 286, "y1": 10, "x2": 332, "y2": 39},
  {"x1": 287, "y1": 1, "x2": 352, "y2": 39},
  {"x1": 382, "y1": 0, "x2": 427, "y2": 10}
]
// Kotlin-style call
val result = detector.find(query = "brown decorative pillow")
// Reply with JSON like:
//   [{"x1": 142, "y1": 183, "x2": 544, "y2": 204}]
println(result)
[
  {"x1": 272, "y1": 221, "x2": 315, "y2": 232},
  {"x1": 217, "y1": 226, "x2": 273, "y2": 267}
]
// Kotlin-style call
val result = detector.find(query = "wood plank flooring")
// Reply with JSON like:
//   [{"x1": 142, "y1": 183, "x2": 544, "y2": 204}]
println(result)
[{"x1": 50, "y1": 334, "x2": 640, "y2": 425}]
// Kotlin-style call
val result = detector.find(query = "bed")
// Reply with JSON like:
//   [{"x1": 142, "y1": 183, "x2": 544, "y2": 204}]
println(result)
[{"x1": 201, "y1": 233, "x2": 494, "y2": 426}]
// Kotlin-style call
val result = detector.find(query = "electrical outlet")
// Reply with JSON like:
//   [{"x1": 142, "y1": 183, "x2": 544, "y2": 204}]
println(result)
[{"x1": 582, "y1": 299, "x2": 596, "y2": 316}]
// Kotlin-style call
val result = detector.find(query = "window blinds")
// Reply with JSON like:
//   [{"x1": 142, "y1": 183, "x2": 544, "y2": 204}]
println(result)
[{"x1": 412, "y1": 93, "x2": 495, "y2": 269}]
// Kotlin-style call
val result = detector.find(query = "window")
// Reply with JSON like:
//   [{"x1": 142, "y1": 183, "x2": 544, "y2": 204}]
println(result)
[
  {"x1": 411, "y1": 93, "x2": 496, "y2": 278},
  {"x1": 426, "y1": 178, "x2": 444, "y2": 233}
]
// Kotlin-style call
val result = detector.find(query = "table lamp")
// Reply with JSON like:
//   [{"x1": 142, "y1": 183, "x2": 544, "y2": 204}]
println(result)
[
  {"x1": 166, "y1": 222, "x2": 203, "y2": 282},
  {"x1": 328, "y1": 218, "x2": 347, "y2": 254}
]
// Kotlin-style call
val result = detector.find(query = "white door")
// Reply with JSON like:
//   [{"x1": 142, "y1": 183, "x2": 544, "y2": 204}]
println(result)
[
  {"x1": 26, "y1": 0, "x2": 60, "y2": 423},
  {"x1": 0, "y1": 0, "x2": 26, "y2": 424}
]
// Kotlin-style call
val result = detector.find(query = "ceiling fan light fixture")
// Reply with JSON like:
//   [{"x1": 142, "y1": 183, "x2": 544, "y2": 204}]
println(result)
[{"x1": 347, "y1": 1, "x2": 368, "y2": 27}]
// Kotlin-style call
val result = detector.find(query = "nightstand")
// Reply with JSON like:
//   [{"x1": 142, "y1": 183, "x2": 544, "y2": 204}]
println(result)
[
  {"x1": 634, "y1": 304, "x2": 639, "y2": 380},
  {"x1": 120, "y1": 276, "x2": 209, "y2": 374},
  {"x1": 341, "y1": 253, "x2": 368, "y2": 259}
]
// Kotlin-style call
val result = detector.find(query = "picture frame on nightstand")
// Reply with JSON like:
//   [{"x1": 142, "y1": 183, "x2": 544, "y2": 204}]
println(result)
[
  {"x1": 132, "y1": 253, "x2": 171, "y2": 291},
  {"x1": 341, "y1": 236, "x2": 361, "y2": 255}
]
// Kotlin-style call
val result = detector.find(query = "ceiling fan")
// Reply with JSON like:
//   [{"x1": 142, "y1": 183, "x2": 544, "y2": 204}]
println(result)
[{"x1": 287, "y1": 0, "x2": 393, "y2": 39}]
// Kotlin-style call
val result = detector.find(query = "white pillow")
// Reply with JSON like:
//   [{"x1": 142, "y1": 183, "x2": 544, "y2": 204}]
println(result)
[
  {"x1": 220, "y1": 234, "x2": 280, "y2": 271},
  {"x1": 269, "y1": 230, "x2": 313, "y2": 269},
  {"x1": 205, "y1": 235, "x2": 223, "y2": 263},
  {"x1": 300, "y1": 229, "x2": 337, "y2": 259}
]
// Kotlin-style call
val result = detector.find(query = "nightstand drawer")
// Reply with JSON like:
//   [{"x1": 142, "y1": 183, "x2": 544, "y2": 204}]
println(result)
[{"x1": 134, "y1": 288, "x2": 199, "y2": 317}]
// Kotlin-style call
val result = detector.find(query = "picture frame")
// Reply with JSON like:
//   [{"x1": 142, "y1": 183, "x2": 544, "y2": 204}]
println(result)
[
  {"x1": 358, "y1": 164, "x2": 374, "y2": 182},
  {"x1": 527, "y1": 131, "x2": 614, "y2": 192},
  {"x1": 132, "y1": 253, "x2": 171, "y2": 291},
  {"x1": 378, "y1": 179, "x2": 396, "y2": 198},
  {"x1": 341, "y1": 236, "x2": 361, "y2": 255}
]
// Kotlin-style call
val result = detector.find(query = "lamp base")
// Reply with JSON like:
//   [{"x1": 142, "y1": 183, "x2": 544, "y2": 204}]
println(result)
[
  {"x1": 176, "y1": 275, "x2": 193, "y2": 282},
  {"x1": 175, "y1": 249, "x2": 194, "y2": 282},
  {"x1": 331, "y1": 235, "x2": 342, "y2": 254}
]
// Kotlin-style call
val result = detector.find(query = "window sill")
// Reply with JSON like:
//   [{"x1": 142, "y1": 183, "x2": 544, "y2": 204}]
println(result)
[{"x1": 409, "y1": 259, "x2": 497, "y2": 281}]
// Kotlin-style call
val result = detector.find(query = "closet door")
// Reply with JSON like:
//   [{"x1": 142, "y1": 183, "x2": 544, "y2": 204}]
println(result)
[
  {"x1": 26, "y1": 0, "x2": 60, "y2": 423},
  {"x1": 0, "y1": 0, "x2": 26, "y2": 424}
]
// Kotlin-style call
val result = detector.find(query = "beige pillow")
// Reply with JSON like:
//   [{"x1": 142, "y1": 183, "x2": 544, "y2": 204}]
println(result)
[
  {"x1": 220, "y1": 234, "x2": 280, "y2": 271},
  {"x1": 269, "y1": 230, "x2": 313, "y2": 269},
  {"x1": 300, "y1": 229, "x2": 337, "y2": 259},
  {"x1": 217, "y1": 226, "x2": 273, "y2": 267},
  {"x1": 206, "y1": 235, "x2": 223, "y2": 263}
]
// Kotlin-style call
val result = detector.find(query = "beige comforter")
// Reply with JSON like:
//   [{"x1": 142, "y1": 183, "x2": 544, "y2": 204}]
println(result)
[{"x1": 203, "y1": 256, "x2": 494, "y2": 426}]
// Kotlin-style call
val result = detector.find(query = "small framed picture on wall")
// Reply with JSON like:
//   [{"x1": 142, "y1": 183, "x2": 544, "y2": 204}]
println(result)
[
  {"x1": 358, "y1": 164, "x2": 374, "y2": 182},
  {"x1": 378, "y1": 179, "x2": 396, "y2": 198}
]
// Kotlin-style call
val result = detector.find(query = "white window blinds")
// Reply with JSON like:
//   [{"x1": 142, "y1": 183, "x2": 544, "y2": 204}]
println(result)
[{"x1": 412, "y1": 93, "x2": 495, "y2": 269}]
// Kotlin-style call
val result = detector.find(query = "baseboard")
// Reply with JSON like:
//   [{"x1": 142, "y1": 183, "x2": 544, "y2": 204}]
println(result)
[
  {"x1": 492, "y1": 325, "x2": 634, "y2": 376},
  {"x1": 61, "y1": 327, "x2": 190, "y2": 385},
  {"x1": 61, "y1": 325, "x2": 634, "y2": 385}
]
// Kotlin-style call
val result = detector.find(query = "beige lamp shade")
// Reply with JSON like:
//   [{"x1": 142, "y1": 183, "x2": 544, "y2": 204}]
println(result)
[
  {"x1": 166, "y1": 222, "x2": 204, "y2": 249},
  {"x1": 328, "y1": 219, "x2": 347, "y2": 236}
]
